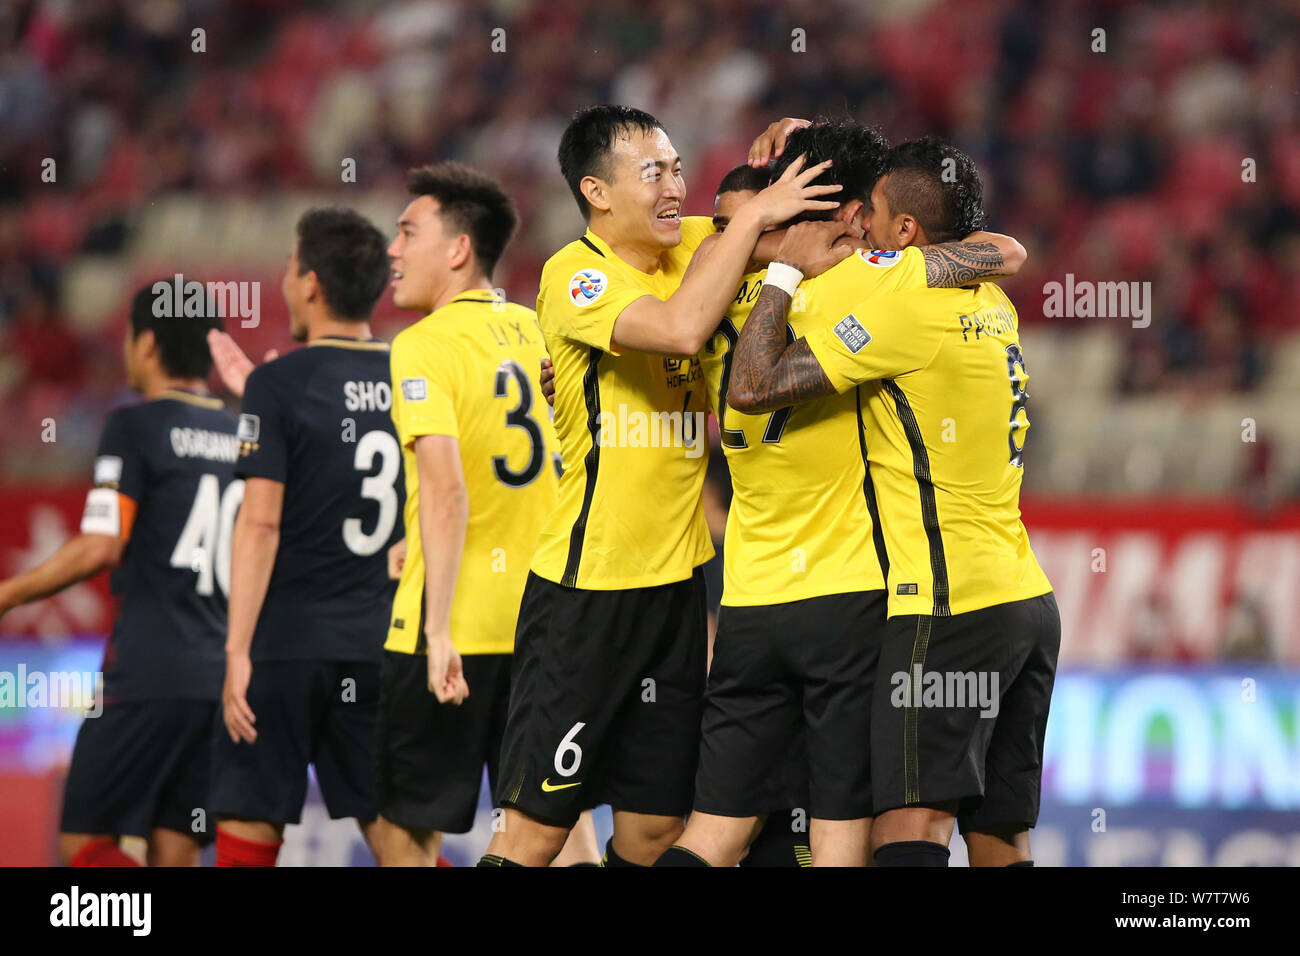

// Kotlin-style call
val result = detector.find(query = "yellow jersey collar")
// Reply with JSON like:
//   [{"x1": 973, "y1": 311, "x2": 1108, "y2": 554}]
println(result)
[
  {"x1": 580, "y1": 229, "x2": 664, "y2": 276},
  {"x1": 580, "y1": 230, "x2": 612, "y2": 259},
  {"x1": 446, "y1": 288, "x2": 504, "y2": 307}
]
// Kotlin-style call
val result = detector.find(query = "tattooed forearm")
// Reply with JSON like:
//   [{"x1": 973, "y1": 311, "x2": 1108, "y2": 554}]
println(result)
[
  {"x1": 923, "y1": 240, "x2": 1006, "y2": 288},
  {"x1": 730, "y1": 284, "x2": 835, "y2": 413}
]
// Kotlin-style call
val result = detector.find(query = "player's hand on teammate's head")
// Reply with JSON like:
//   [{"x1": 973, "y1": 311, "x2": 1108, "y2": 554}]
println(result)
[
  {"x1": 774, "y1": 220, "x2": 859, "y2": 279},
  {"x1": 748, "y1": 117, "x2": 811, "y2": 167},
  {"x1": 221, "y1": 652, "x2": 258, "y2": 744},
  {"x1": 747, "y1": 155, "x2": 842, "y2": 230},
  {"x1": 207, "y1": 330, "x2": 277, "y2": 399},
  {"x1": 426, "y1": 630, "x2": 469, "y2": 705},
  {"x1": 540, "y1": 357, "x2": 555, "y2": 408},
  {"x1": 387, "y1": 538, "x2": 407, "y2": 581}
]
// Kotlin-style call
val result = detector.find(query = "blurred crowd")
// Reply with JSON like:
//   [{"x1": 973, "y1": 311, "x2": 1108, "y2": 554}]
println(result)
[{"x1": 1, "y1": 0, "x2": 1298, "y2": 482}]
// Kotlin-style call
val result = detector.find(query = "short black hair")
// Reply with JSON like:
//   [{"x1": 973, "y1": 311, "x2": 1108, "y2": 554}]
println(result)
[
  {"x1": 296, "y1": 207, "x2": 389, "y2": 320},
  {"x1": 768, "y1": 119, "x2": 890, "y2": 226},
  {"x1": 407, "y1": 161, "x2": 519, "y2": 277},
  {"x1": 881, "y1": 137, "x2": 986, "y2": 244},
  {"x1": 715, "y1": 163, "x2": 771, "y2": 197},
  {"x1": 131, "y1": 279, "x2": 223, "y2": 379},
  {"x1": 558, "y1": 104, "x2": 664, "y2": 220}
]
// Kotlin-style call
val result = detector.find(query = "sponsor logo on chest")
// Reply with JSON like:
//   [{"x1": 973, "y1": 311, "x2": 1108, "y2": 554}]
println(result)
[{"x1": 662, "y1": 355, "x2": 703, "y2": 389}]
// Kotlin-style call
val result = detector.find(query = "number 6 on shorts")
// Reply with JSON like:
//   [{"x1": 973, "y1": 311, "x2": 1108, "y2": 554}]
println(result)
[{"x1": 554, "y1": 721, "x2": 586, "y2": 777}]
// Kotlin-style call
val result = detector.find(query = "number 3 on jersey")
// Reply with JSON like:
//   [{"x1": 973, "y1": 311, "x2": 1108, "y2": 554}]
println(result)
[
  {"x1": 494, "y1": 360, "x2": 562, "y2": 486},
  {"x1": 344, "y1": 430, "x2": 401, "y2": 556}
]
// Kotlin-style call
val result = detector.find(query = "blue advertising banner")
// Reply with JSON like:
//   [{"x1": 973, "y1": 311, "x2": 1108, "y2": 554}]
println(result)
[{"x1": 4, "y1": 641, "x2": 1297, "y2": 866}]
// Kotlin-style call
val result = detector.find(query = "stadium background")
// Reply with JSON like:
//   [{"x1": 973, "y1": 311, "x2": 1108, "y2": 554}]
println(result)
[{"x1": 2, "y1": 0, "x2": 1298, "y2": 865}]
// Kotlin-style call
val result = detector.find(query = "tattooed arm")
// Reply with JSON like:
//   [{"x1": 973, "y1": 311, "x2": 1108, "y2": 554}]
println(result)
[
  {"x1": 923, "y1": 232, "x2": 1025, "y2": 287},
  {"x1": 729, "y1": 278, "x2": 835, "y2": 414},
  {"x1": 729, "y1": 227, "x2": 1027, "y2": 414}
]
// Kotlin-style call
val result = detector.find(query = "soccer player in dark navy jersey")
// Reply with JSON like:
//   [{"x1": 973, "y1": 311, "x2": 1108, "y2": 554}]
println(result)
[
  {"x1": 0, "y1": 281, "x2": 235, "y2": 867},
  {"x1": 206, "y1": 207, "x2": 402, "y2": 866}
]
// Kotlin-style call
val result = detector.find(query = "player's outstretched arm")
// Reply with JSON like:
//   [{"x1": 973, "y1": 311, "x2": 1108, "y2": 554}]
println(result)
[
  {"x1": 0, "y1": 533, "x2": 124, "y2": 620},
  {"x1": 729, "y1": 283, "x2": 833, "y2": 414},
  {"x1": 610, "y1": 155, "x2": 842, "y2": 357},
  {"x1": 222, "y1": 476, "x2": 283, "y2": 744},
  {"x1": 922, "y1": 232, "x2": 1026, "y2": 287},
  {"x1": 414, "y1": 435, "x2": 470, "y2": 706},
  {"x1": 729, "y1": 223, "x2": 841, "y2": 415}
]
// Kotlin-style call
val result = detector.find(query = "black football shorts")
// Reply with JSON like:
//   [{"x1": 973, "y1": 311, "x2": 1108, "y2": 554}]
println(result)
[
  {"x1": 871, "y1": 592, "x2": 1061, "y2": 832},
  {"x1": 60, "y1": 698, "x2": 217, "y2": 844},
  {"x1": 496, "y1": 569, "x2": 708, "y2": 828},
  {"x1": 209, "y1": 659, "x2": 379, "y2": 825},
  {"x1": 694, "y1": 590, "x2": 884, "y2": 821},
  {"x1": 375, "y1": 650, "x2": 511, "y2": 834}
]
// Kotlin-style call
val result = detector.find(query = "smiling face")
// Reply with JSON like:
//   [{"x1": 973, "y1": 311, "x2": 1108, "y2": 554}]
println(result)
[
  {"x1": 387, "y1": 195, "x2": 463, "y2": 313},
  {"x1": 592, "y1": 127, "x2": 685, "y2": 252}
]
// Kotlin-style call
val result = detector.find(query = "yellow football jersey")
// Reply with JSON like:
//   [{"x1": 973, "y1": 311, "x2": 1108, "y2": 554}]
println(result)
[
  {"x1": 804, "y1": 280, "x2": 1053, "y2": 618},
  {"x1": 386, "y1": 290, "x2": 560, "y2": 655},
  {"x1": 530, "y1": 217, "x2": 715, "y2": 590},
  {"x1": 701, "y1": 246, "x2": 928, "y2": 606}
]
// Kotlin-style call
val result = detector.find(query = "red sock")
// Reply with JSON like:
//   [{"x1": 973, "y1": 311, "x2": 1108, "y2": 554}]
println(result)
[
  {"x1": 69, "y1": 838, "x2": 140, "y2": 867},
  {"x1": 436, "y1": 854, "x2": 454, "y2": 867},
  {"x1": 216, "y1": 826, "x2": 283, "y2": 867}
]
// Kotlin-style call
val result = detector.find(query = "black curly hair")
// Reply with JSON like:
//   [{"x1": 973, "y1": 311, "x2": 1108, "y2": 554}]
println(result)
[
  {"x1": 768, "y1": 118, "x2": 890, "y2": 226},
  {"x1": 881, "y1": 137, "x2": 985, "y2": 243},
  {"x1": 407, "y1": 162, "x2": 519, "y2": 278}
]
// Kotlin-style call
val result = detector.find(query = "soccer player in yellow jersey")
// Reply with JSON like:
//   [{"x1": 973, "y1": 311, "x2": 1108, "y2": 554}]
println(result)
[
  {"x1": 482, "y1": 105, "x2": 841, "y2": 867},
  {"x1": 729, "y1": 138, "x2": 1059, "y2": 868},
  {"x1": 655, "y1": 125, "x2": 1027, "y2": 868},
  {"x1": 375, "y1": 163, "x2": 597, "y2": 866}
]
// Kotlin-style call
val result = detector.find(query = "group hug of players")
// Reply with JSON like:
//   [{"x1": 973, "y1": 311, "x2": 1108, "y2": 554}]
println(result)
[{"x1": 0, "y1": 106, "x2": 1059, "y2": 868}]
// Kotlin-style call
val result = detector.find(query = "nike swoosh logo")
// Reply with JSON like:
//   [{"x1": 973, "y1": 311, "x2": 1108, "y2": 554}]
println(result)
[{"x1": 541, "y1": 778, "x2": 582, "y2": 792}]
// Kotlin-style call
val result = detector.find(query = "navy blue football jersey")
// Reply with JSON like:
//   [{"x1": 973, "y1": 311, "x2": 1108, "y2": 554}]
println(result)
[
  {"x1": 235, "y1": 337, "x2": 404, "y2": 662},
  {"x1": 80, "y1": 390, "x2": 242, "y2": 702}
]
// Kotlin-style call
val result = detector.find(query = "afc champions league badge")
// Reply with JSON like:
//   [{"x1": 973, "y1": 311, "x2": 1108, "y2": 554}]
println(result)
[
  {"x1": 568, "y1": 269, "x2": 607, "y2": 307},
  {"x1": 858, "y1": 249, "x2": 901, "y2": 268}
]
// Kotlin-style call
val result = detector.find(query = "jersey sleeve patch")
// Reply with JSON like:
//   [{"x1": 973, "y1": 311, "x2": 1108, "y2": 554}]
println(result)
[
  {"x1": 858, "y1": 249, "x2": 903, "y2": 268},
  {"x1": 833, "y1": 314, "x2": 872, "y2": 353},
  {"x1": 567, "y1": 269, "x2": 608, "y2": 308},
  {"x1": 93, "y1": 455, "x2": 123, "y2": 488},
  {"x1": 236, "y1": 413, "x2": 260, "y2": 443},
  {"x1": 401, "y1": 377, "x2": 428, "y2": 402}
]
